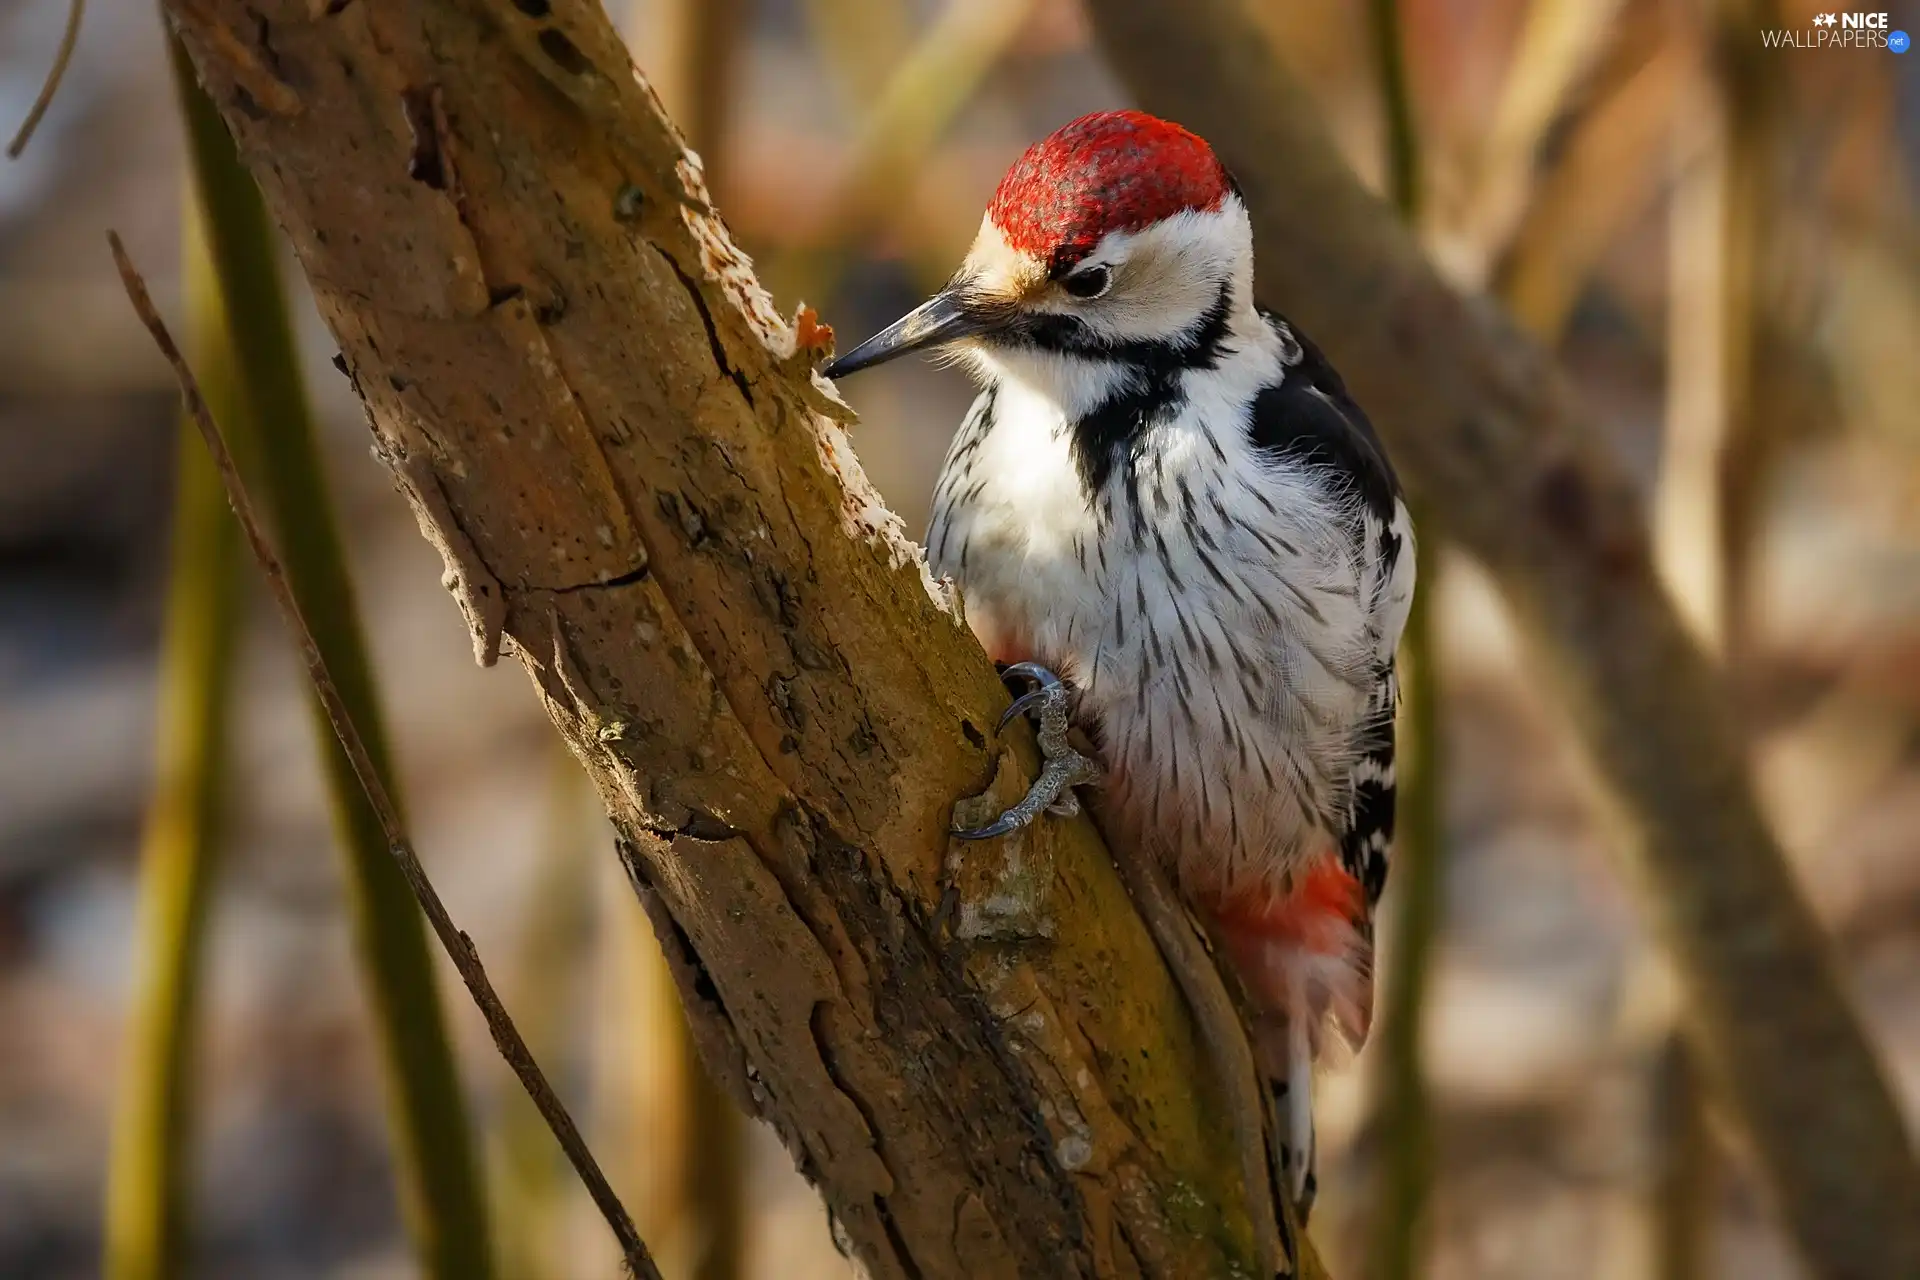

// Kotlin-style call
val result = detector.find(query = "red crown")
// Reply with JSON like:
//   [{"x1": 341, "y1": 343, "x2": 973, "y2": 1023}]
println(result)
[{"x1": 986, "y1": 110, "x2": 1232, "y2": 274}]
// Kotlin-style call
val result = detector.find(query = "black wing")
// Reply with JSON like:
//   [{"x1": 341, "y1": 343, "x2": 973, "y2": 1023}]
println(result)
[
  {"x1": 1251, "y1": 309, "x2": 1405, "y2": 913},
  {"x1": 1248, "y1": 309, "x2": 1400, "y2": 528}
]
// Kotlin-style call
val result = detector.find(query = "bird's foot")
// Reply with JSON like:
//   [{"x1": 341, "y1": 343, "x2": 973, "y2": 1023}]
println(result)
[{"x1": 953, "y1": 663, "x2": 1100, "y2": 840}]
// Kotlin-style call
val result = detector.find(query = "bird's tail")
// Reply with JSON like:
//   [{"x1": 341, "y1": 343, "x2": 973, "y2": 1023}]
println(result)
[{"x1": 1210, "y1": 859, "x2": 1374, "y2": 1216}]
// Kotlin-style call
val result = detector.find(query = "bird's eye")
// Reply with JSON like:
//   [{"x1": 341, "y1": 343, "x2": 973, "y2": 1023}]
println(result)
[{"x1": 1061, "y1": 265, "x2": 1112, "y2": 300}]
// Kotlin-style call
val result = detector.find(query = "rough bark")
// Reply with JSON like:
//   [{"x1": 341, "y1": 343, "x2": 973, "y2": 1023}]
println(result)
[
  {"x1": 1080, "y1": 3, "x2": 1920, "y2": 1278},
  {"x1": 161, "y1": 1, "x2": 1278, "y2": 1276}
]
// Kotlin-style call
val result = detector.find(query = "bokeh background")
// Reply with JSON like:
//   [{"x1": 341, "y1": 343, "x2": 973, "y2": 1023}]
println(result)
[{"x1": 2, "y1": 0, "x2": 1917, "y2": 1276}]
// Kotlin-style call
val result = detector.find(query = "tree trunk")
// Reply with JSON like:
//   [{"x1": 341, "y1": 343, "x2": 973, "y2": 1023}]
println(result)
[{"x1": 160, "y1": 1, "x2": 1281, "y2": 1275}]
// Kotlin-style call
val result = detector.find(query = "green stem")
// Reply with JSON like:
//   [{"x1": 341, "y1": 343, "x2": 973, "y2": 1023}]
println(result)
[
  {"x1": 1365, "y1": 2, "x2": 1442, "y2": 1277},
  {"x1": 1369, "y1": 562, "x2": 1442, "y2": 1280},
  {"x1": 1368, "y1": 0, "x2": 1421, "y2": 220},
  {"x1": 680, "y1": 994, "x2": 745, "y2": 1280},
  {"x1": 766, "y1": 0, "x2": 1034, "y2": 304},
  {"x1": 1651, "y1": 1027, "x2": 1715, "y2": 1279},
  {"x1": 490, "y1": 750, "x2": 597, "y2": 1276},
  {"x1": 102, "y1": 198, "x2": 246, "y2": 1280},
  {"x1": 169, "y1": 43, "x2": 494, "y2": 1279}
]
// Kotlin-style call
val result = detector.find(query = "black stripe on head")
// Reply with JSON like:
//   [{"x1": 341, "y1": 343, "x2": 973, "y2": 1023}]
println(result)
[{"x1": 973, "y1": 277, "x2": 1234, "y2": 371}]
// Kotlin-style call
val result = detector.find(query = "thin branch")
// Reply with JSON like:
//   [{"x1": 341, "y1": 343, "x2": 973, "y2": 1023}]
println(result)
[
  {"x1": 1362, "y1": 7, "x2": 1442, "y2": 1278},
  {"x1": 1494, "y1": 34, "x2": 1684, "y2": 338},
  {"x1": 1366, "y1": 0, "x2": 1419, "y2": 219},
  {"x1": 678, "y1": 974, "x2": 746, "y2": 1280},
  {"x1": 108, "y1": 231, "x2": 661, "y2": 1280},
  {"x1": 168, "y1": 42, "x2": 494, "y2": 1271},
  {"x1": 490, "y1": 748, "x2": 598, "y2": 1276},
  {"x1": 641, "y1": 0, "x2": 743, "y2": 198},
  {"x1": 7, "y1": 0, "x2": 84, "y2": 157},
  {"x1": 769, "y1": 0, "x2": 1035, "y2": 301},
  {"x1": 824, "y1": 0, "x2": 1034, "y2": 235},
  {"x1": 102, "y1": 200, "x2": 246, "y2": 1280},
  {"x1": 1457, "y1": 0, "x2": 1627, "y2": 279}
]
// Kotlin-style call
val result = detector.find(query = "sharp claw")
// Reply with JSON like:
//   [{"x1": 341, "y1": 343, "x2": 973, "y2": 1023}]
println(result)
[
  {"x1": 952, "y1": 812, "x2": 1026, "y2": 841},
  {"x1": 955, "y1": 661, "x2": 1098, "y2": 843},
  {"x1": 999, "y1": 660, "x2": 1061, "y2": 690},
  {"x1": 996, "y1": 687, "x2": 1049, "y2": 734}
]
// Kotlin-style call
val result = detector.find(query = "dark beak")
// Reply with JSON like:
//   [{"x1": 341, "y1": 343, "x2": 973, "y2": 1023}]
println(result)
[{"x1": 822, "y1": 287, "x2": 988, "y2": 379}]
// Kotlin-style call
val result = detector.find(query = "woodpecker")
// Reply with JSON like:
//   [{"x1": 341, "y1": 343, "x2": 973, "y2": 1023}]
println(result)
[{"x1": 824, "y1": 110, "x2": 1414, "y2": 1209}]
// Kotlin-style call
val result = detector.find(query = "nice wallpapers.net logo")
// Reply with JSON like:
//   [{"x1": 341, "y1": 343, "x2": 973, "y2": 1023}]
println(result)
[{"x1": 1763, "y1": 12, "x2": 1910, "y2": 50}]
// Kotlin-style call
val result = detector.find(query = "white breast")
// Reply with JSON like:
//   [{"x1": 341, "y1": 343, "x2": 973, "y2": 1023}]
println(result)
[{"x1": 929, "y1": 346, "x2": 1396, "y2": 901}]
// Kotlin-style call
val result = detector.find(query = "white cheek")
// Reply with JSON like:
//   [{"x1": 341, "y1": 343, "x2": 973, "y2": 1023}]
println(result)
[
  {"x1": 1097, "y1": 268, "x2": 1219, "y2": 336},
  {"x1": 1067, "y1": 207, "x2": 1251, "y2": 344}
]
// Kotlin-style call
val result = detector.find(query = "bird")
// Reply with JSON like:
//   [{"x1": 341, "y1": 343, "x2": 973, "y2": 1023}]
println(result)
[{"x1": 822, "y1": 109, "x2": 1415, "y2": 1213}]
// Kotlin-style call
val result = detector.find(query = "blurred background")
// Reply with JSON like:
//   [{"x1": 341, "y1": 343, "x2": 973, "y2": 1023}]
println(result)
[{"x1": 1, "y1": 0, "x2": 1916, "y2": 1277}]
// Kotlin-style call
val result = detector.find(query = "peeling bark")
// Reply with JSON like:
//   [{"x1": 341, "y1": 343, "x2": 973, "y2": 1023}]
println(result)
[{"x1": 161, "y1": 1, "x2": 1278, "y2": 1275}]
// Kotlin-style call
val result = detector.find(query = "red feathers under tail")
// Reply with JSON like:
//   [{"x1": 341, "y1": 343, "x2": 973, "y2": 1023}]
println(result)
[
  {"x1": 1211, "y1": 859, "x2": 1375, "y2": 1060},
  {"x1": 1207, "y1": 859, "x2": 1374, "y2": 1211}
]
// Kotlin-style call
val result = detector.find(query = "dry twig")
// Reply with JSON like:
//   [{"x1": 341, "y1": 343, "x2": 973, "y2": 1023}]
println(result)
[{"x1": 6, "y1": 0, "x2": 84, "y2": 158}]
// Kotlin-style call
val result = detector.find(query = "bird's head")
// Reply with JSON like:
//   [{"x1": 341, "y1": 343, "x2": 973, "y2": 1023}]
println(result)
[{"x1": 823, "y1": 110, "x2": 1251, "y2": 381}]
